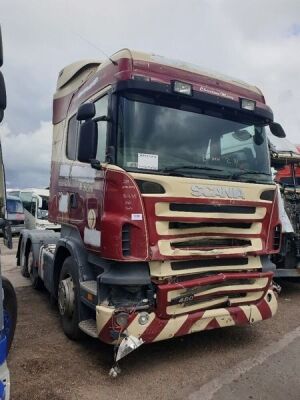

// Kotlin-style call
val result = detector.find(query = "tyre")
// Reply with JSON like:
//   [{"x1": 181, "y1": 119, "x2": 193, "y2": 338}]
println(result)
[
  {"x1": 20, "y1": 239, "x2": 29, "y2": 277},
  {"x1": 27, "y1": 246, "x2": 43, "y2": 290},
  {"x1": 58, "y1": 256, "x2": 83, "y2": 340},
  {"x1": 2, "y1": 277, "x2": 17, "y2": 354}
]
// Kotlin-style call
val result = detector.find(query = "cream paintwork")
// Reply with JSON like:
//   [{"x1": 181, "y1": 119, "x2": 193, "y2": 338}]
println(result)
[
  {"x1": 155, "y1": 202, "x2": 267, "y2": 221},
  {"x1": 166, "y1": 292, "x2": 265, "y2": 316},
  {"x1": 154, "y1": 314, "x2": 189, "y2": 342},
  {"x1": 96, "y1": 305, "x2": 114, "y2": 335},
  {"x1": 96, "y1": 291, "x2": 277, "y2": 343},
  {"x1": 125, "y1": 312, "x2": 156, "y2": 338},
  {"x1": 131, "y1": 172, "x2": 274, "y2": 203},
  {"x1": 167, "y1": 278, "x2": 269, "y2": 301},
  {"x1": 149, "y1": 256, "x2": 262, "y2": 279}
]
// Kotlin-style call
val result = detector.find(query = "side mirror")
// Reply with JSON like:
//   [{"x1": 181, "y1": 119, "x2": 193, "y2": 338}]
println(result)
[
  {"x1": 77, "y1": 103, "x2": 96, "y2": 121},
  {"x1": 0, "y1": 25, "x2": 6, "y2": 123},
  {"x1": 0, "y1": 218, "x2": 12, "y2": 249},
  {"x1": 78, "y1": 120, "x2": 98, "y2": 163},
  {"x1": 270, "y1": 122, "x2": 286, "y2": 138}
]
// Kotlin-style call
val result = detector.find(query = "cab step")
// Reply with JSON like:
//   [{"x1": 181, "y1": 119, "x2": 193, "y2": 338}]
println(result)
[
  {"x1": 80, "y1": 280, "x2": 97, "y2": 296},
  {"x1": 79, "y1": 319, "x2": 98, "y2": 338}
]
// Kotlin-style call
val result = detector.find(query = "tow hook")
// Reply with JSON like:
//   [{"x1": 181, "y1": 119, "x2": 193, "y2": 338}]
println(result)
[{"x1": 109, "y1": 335, "x2": 144, "y2": 378}]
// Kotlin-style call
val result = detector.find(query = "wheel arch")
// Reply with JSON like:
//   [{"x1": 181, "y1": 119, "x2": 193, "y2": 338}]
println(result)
[
  {"x1": 53, "y1": 236, "x2": 88, "y2": 298},
  {"x1": 17, "y1": 230, "x2": 32, "y2": 266}
]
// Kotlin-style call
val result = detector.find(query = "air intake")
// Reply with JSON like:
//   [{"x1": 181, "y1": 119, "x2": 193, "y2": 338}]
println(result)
[
  {"x1": 122, "y1": 224, "x2": 131, "y2": 256},
  {"x1": 273, "y1": 224, "x2": 281, "y2": 250}
]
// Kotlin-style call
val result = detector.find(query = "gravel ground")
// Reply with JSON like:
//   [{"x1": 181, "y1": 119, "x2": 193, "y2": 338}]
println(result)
[{"x1": 1, "y1": 239, "x2": 300, "y2": 400}]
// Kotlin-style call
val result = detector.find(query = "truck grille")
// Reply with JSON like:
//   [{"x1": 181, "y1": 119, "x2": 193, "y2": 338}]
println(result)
[
  {"x1": 171, "y1": 238, "x2": 251, "y2": 250},
  {"x1": 169, "y1": 203, "x2": 256, "y2": 214},
  {"x1": 171, "y1": 258, "x2": 248, "y2": 271},
  {"x1": 156, "y1": 272, "x2": 272, "y2": 318},
  {"x1": 169, "y1": 221, "x2": 252, "y2": 230}
]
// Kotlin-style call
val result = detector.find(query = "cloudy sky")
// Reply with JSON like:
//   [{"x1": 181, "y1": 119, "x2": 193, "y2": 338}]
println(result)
[{"x1": 1, "y1": 0, "x2": 300, "y2": 188}]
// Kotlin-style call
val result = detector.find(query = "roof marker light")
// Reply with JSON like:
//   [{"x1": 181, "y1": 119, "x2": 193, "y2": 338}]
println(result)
[
  {"x1": 172, "y1": 81, "x2": 192, "y2": 96},
  {"x1": 133, "y1": 75, "x2": 150, "y2": 81},
  {"x1": 240, "y1": 98, "x2": 256, "y2": 111}
]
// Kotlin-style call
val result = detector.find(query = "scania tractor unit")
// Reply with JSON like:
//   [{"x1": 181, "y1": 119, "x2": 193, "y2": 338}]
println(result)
[{"x1": 17, "y1": 49, "x2": 285, "y2": 370}]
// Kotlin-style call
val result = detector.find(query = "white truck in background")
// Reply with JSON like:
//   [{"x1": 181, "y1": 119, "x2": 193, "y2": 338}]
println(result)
[{"x1": 8, "y1": 189, "x2": 60, "y2": 231}]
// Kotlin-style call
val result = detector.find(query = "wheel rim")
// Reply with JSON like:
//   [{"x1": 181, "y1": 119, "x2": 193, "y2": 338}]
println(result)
[{"x1": 58, "y1": 275, "x2": 75, "y2": 317}]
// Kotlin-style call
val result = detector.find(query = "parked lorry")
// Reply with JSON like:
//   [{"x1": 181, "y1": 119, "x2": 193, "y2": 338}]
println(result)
[
  {"x1": 270, "y1": 140, "x2": 300, "y2": 277},
  {"x1": 0, "y1": 25, "x2": 18, "y2": 398},
  {"x1": 17, "y1": 49, "x2": 285, "y2": 373},
  {"x1": 8, "y1": 189, "x2": 60, "y2": 231},
  {"x1": 6, "y1": 195, "x2": 25, "y2": 234}
]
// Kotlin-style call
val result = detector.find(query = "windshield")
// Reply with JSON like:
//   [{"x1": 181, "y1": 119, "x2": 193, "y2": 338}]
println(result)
[
  {"x1": 7, "y1": 199, "x2": 24, "y2": 214},
  {"x1": 117, "y1": 94, "x2": 272, "y2": 183}
]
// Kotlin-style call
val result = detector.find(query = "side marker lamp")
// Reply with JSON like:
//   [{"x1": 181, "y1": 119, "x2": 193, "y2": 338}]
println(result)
[
  {"x1": 240, "y1": 98, "x2": 256, "y2": 111},
  {"x1": 172, "y1": 81, "x2": 192, "y2": 96}
]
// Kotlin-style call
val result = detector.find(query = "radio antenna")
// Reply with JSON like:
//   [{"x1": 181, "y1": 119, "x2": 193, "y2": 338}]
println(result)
[{"x1": 74, "y1": 32, "x2": 118, "y2": 66}]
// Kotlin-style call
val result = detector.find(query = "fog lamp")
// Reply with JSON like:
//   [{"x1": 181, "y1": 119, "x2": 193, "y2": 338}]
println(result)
[
  {"x1": 115, "y1": 312, "x2": 129, "y2": 328},
  {"x1": 172, "y1": 81, "x2": 192, "y2": 96},
  {"x1": 138, "y1": 312, "x2": 150, "y2": 325},
  {"x1": 240, "y1": 98, "x2": 256, "y2": 111}
]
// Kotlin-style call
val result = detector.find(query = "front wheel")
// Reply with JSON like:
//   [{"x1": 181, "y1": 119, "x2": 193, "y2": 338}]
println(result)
[{"x1": 58, "y1": 256, "x2": 83, "y2": 340}]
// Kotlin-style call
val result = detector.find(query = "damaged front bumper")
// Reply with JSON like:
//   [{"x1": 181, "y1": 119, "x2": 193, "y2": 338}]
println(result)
[{"x1": 96, "y1": 289, "x2": 278, "y2": 345}]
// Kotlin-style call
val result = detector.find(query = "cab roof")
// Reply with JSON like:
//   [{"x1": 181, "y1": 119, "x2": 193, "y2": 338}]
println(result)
[{"x1": 56, "y1": 48, "x2": 263, "y2": 97}]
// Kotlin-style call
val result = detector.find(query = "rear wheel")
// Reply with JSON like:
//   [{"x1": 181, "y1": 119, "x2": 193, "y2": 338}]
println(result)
[
  {"x1": 27, "y1": 246, "x2": 43, "y2": 290},
  {"x1": 20, "y1": 239, "x2": 29, "y2": 277},
  {"x1": 58, "y1": 256, "x2": 83, "y2": 340},
  {"x1": 2, "y1": 277, "x2": 17, "y2": 354}
]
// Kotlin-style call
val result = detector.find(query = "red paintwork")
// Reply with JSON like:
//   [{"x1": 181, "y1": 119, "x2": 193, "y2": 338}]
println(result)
[
  {"x1": 155, "y1": 271, "x2": 272, "y2": 319},
  {"x1": 53, "y1": 57, "x2": 270, "y2": 125},
  {"x1": 97, "y1": 294, "x2": 274, "y2": 345},
  {"x1": 49, "y1": 160, "x2": 281, "y2": 261},
  {"x1": 143, "y1": 194, "x2": 281, "y2": 260},
  {"x1": 276, "y1": 164, "x2": 300, "y2": 182},
  {"x1": 275, "y1": 145, "x2": 300, "y2": 182}
]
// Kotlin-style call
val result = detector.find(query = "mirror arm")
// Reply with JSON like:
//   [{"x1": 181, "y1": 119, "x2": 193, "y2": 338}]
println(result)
[
  {"x1": 94, "y1": 115, "x2": 111, "y2": 123},
  {"x1": 90, "y1": 159, "x2": 102, "y2": 170}
]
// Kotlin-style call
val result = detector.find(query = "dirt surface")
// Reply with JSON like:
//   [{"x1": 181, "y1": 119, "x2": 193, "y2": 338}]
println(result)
[{"x1": 2, "y1": 239, "x2": 300, "y2": 400}]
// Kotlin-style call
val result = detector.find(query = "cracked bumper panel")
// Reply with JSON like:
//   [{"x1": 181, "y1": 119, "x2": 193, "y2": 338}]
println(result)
[{"x1": 96, "y1": 290, "x2": 277, "y2": 345}]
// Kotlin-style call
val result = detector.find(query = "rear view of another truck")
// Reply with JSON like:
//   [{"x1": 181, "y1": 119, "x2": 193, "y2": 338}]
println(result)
[
  {"x1": 6, "y1": 196, "x2": 25, "y2": 235},
  {"x1": 271, "y1": 141, "x2": 300, "y2": 277}
]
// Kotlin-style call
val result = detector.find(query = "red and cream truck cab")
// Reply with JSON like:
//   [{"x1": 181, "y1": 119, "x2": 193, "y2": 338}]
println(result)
[{"x1": 17, "y1": 49, "x2": 285, "y2": 370}]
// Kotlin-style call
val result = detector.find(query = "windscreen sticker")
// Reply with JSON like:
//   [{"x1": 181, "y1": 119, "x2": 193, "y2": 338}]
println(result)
[
  {"x1": 131, "y1": 213, "x2": 143, "y2": 221},
  {"x1": 137, "y1": 153, "x2": 158, "y2": 170}
]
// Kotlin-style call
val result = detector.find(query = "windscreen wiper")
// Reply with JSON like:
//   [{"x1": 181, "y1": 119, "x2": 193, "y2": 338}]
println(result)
[
  {"x1": 231, "y1": 170, "x2": 271, "y2": 179},
  {"x1": 161, "y1": 165, "x2": 228, "y2": 173}
]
